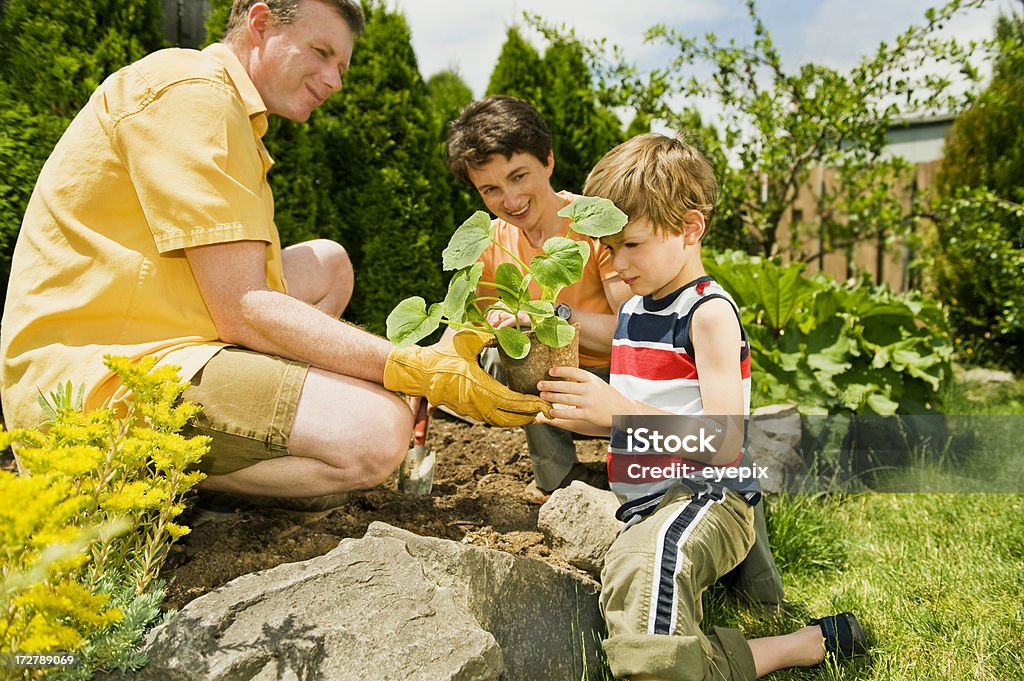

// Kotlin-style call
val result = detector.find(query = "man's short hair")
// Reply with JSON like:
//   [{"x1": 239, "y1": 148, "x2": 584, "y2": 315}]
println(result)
[
  {"x1": 584, "y1": 133, "x2": 718, "y2": 237},
  {"x1": 445, "y1": 95, "x2": 553, "y2": 186},
  {"x1": 225, "y1": 0, "x2": 365, "y2": 41}
]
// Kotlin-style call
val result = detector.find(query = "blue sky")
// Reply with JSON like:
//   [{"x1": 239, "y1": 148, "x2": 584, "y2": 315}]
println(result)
[{"x1": 394, "y1": 0, "x2": 1011, "y2": 104}]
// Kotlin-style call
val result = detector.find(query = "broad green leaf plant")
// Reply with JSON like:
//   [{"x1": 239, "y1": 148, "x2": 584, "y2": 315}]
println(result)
[
  {"x1": 386, "y1": 196, "x2": 627, "y2": 359},
  {"x1": 705, "y1": 250, "x2": 953, "y2": 415}
]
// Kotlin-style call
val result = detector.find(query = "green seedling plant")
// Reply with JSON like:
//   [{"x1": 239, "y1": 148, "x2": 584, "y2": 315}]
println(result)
[{"x1": 387, "y1": 196, "x2": 627, "y2": 359}]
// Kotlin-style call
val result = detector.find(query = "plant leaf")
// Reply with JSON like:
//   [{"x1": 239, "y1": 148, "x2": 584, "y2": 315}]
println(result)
[
  {"x1": 534, "y1": 316, "x2": 576, "y2": 348},
  {"x1": 558, "y1": 196, "x2": 628, "y2": 237},
  {"x1": 386, "y1": 297, "x2": 442, "y2": 347},
  {"x1": 494, "y1": 262, "x2": 527, "y2": 308},
  {"x1": 495, "y1": 327, "x2": 531, "y2": 359},
  {"x1": 866, "y1": 391, "x2": 900, "y2": 416},
  {"x1": 442, "y1": 211, "x2": 493, "y2": 271},
  {"x1": 531, "y1": 237, "x2": 589, "y2": 290},
  {"x1": 520, "y1": 300, "x2": 554, "y2": 318},
  {"x1": 465, "y1": 304, "x2": 486, "y2": 325},
  {"x1": 442, "y1": 263, "x2": 483, "y2": 324}
]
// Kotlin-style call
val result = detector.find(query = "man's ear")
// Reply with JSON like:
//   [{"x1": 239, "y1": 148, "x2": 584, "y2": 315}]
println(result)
[{"x1": 247, "y1": 2, "x2": 274, "y2": 46}]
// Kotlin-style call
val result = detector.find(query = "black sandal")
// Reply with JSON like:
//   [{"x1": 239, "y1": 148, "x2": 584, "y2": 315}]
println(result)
[{"x1": 808, "y1": 612, "x2": 868, "y2": 660}]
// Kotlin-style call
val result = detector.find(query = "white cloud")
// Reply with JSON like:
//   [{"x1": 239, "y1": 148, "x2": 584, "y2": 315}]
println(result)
[
  {"x1": 392, "y1": 0, "x2": 1006, "y2": 124},
  {"x1": 395, "y1": 0, "x2": 733, "y2": 96}
]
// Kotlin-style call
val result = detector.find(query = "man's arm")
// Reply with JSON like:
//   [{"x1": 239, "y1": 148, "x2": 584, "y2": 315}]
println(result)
[{"x1": 186, "y1": 239, "x2": 389, "y2": 383}]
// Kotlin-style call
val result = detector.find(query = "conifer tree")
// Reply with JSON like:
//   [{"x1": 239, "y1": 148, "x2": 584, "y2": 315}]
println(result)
[
  {"x1": 486, "y1": 26, "x2": 545, "y2": 108},
  {"x1": 427, "y1": 68, "x2": 480, "y2": 224},
  {"x1": 539, "y1": 39, "x2": 624, "y2": 193},
  {"x1": 427, "y1": 68, "x2": 474, "y2": 136},
  {"x1": 485, "y1": 27, "x2": 624, "y2": 193},
  {"x1": 314, "y1": 2, "x2": 453, "y2": 332}
]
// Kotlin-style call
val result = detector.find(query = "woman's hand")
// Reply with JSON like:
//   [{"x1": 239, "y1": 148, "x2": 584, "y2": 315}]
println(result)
[{"x1": 485, "y1": 306, "x2": 532, "y2": 330}]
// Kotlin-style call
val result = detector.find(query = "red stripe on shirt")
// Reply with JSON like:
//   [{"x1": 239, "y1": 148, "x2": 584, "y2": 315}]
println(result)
[{"x1": 611, "y1": 344, "x2": 698, "y2": 381}]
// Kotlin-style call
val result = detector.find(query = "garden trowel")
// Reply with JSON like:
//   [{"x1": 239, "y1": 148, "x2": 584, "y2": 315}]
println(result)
[{"x1": 398, "y1": 399, "x2": 435, "y2": 495}]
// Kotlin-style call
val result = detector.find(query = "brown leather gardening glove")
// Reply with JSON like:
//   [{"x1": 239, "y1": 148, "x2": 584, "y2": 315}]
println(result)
[{"x1": 384, "y1": 329, "x2": 551, "y2": 427}]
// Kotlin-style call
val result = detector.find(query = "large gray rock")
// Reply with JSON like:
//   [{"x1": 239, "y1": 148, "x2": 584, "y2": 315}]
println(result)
[
  {"x1": 364, "y1": 522, "x2": 605, "y2": 681},
  {"x1": 747, "y1": 405, "x2": 806, "y2": 493},
  {"x1": 125, "y1": 523, "x2": 607, "y2": 681},
  {"x1": 537, "y1": 481, "x2": 621, "y2": 576},
  {"x1": 126, "y1": 535, "x2": 502, "y2": 681}
]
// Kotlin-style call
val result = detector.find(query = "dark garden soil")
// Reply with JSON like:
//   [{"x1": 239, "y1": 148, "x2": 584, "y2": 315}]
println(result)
[{"x1": 160, "y1": 413, "x2": 608, "y2": 611}]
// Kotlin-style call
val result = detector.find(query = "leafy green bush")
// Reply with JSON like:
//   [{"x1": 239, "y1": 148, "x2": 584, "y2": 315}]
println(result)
[
  {"x1": 0, "y1": 0, "x2": 164, "y2": 321},
  {"x1": 0, "y1": 356, "x2": 207, "y2": 678},
  {"x1": 705, "y1": 250, "x2": 953, "y2": 415},
  {"x1": 0, "y1": 83, "x2": 64, "y2": 300},
  {"x1": 939, "y1": 13, "x2": 1024, "y2": 205},
  {"x1": 932, "y1": 12, "x2": 1024, "y2": 373},
  {"x1": 930, "y1": 191, "x2": 1024, "y2": 373}
]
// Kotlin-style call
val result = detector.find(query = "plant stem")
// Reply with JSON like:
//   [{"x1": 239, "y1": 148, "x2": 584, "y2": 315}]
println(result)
[
  {"x1": 440, "y1": 319, "x2": 497, "y2": 334},
  {"x1": 492, "y1": 240, "x2": 532, "y2": 273}
]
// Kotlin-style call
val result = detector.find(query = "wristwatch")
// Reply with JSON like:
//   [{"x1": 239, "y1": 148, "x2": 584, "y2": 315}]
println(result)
[{"x1": 554, "y1": 303, "x2": 572, "y2": 321}]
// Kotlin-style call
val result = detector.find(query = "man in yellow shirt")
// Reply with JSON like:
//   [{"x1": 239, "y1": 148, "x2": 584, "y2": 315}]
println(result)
[{"x1": 0, "y1": 0, "x2": 547, "y2": 501}]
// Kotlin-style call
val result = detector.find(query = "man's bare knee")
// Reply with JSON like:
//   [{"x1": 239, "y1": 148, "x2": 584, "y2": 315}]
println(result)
[
  {"x1": 334, "y1": 428, "x2": 409, "y2": 489},
  {"x1": 282, "y1": 239, "x2": 353, "y2": 316},
  {"x1": 314, "y1": 239, "x2": 353, "y2": 317},
  {"x1": 290, "y1": 373, "x2": 413, "y2": 490}
]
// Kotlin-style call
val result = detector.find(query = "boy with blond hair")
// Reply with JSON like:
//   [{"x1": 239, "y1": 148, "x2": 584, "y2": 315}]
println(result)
[{"x1": 538, "y1": 133, "x2": 866, "y2": 680}]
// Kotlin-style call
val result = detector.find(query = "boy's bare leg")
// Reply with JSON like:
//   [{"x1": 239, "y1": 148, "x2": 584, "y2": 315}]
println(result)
[
  {"x1": 630, "y1": 626, "x2": 825, "y2": 681},
  {"x1": 748, "y1": 625, "x2": 825, "y2": 676}
]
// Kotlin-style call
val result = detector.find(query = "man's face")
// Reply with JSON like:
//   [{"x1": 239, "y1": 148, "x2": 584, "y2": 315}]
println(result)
[
  {"x1": 466, "y1": 151, "x2": 557, "y2": 233},
  {"x1": 248, "y1": 1, "x2": 355, "y2": 122}
]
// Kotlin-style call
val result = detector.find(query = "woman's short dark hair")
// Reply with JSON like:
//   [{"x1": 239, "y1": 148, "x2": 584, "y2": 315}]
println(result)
[{"x1": 444, "y1": 95, "x2": 553, "y2": 186}]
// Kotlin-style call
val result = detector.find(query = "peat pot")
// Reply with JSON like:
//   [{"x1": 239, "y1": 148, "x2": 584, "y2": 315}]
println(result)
[{"x1": 495, "y1": 323, "x2": 580, "y2": 396}]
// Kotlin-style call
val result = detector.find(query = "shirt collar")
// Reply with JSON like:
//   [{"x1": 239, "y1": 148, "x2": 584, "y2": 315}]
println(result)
[{"x1": 202, "y1": 42, "x2": 269, "y2": 137}]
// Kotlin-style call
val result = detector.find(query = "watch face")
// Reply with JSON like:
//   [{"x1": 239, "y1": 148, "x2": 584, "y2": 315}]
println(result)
[{"x1": 555, "y1": 304, "x2": 571, "y2": 320}]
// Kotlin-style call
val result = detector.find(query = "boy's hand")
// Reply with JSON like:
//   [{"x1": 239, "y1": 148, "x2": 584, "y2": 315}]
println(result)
[{"x1": 536, "y1": 366, "x2": 637, "y2": 431}]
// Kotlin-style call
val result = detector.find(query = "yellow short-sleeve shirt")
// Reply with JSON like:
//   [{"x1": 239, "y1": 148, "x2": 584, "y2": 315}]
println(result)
[{"x1": 0, "y1": 44, "x2": 285, "y2": 429}]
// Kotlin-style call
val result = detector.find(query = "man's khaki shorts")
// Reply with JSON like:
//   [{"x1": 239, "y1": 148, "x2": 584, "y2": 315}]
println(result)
[{"x1": 181, "y1": 347, "x2": 309, "y2": 476}]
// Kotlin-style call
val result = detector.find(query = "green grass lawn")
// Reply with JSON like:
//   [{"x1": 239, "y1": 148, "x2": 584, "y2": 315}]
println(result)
[{"x1": 701, "y1": 374, "x2": 1024, "y2": 681}]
